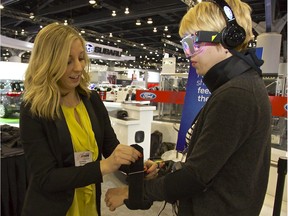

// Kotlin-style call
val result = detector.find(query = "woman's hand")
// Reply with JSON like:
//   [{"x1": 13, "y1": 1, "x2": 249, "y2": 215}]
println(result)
[
  {"x1": 105, "y1": 186, "x2": 128, "y2": 211},
  {"x1": 144, "y1": 160, "x2": 164, "y2": 179},
  {"x1": 101, "y1": 144, "x2": 142, "y2": 175}
]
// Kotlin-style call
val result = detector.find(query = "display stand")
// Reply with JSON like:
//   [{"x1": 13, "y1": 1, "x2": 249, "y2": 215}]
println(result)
[{"x1": 109, "y1": 104, "x2": 156, "y2": 160}]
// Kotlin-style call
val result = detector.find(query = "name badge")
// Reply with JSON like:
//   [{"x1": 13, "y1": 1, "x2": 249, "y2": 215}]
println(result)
[{"x1": 74, "y1": 151, "x2": 93, "y2": 167}]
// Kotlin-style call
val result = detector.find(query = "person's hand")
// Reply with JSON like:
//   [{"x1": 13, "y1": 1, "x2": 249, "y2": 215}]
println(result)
[
  {"x1": 101, "y1": 144, "x2": 142, "y2": 175},
  {"x1": 144, "y1": 160, "x2": 164, "y2": 179},
  {"x1": 105, "y1": 186, "x2": 128, "y2": 211}
]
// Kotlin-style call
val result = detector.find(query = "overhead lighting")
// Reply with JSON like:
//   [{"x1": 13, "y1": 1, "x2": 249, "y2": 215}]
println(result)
[
  {"x1": 109, "y1": 33, "x2": 113, "y2": 37},
  {"x1": 136, "y1": 19, "x2": 141, "y2": 26},
  {"x1": 166, "y1": 34, "x2": 171, "y2": 38},
  {"x1": 112, "y1": 10, "x2": 116, "y2": 16},
  {"x1": 153, "y1": 27, "x2": 157, "y2": 33},
  {"x1": 147, "y1": 18, "x2": 153, "y2": 24},
  {"x1": 164, "y1": 26, "x2": 168, "y2": 31},
  {"x1": 64, "y1": 20, "x2": 68, "y2": 25},
  {"x1": 89, "y1": 0, "x2": 96, "y2": 4},
  {"x1": 0, "y1": 4, "x2": 4, "y2": 9},
  {"x1": 29, "y1": 13, "x2": 35, "y2": 19},
  {"x1": 124, "y1": 7, "x2": 129, "y2": 14}
]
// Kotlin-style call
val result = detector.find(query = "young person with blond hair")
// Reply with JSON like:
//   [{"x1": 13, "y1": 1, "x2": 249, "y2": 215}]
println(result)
[{"x1": 105, "y1": 0, "x2": 271, "y2": 215}]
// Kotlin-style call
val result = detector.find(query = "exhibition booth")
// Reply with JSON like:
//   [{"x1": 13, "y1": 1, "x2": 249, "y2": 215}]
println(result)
[{"x1": 0, "y1": 32, "x2": 287, "y2": 215}]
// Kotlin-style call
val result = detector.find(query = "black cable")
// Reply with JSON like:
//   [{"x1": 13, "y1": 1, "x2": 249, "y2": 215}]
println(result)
[{"x1": 157, "y1": 201, "x2": 167, "y2": 216}]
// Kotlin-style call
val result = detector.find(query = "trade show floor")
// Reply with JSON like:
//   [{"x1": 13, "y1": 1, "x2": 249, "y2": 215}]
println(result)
[{"x1": 100, "y1": 172, "x2": 287, "y2": 216}]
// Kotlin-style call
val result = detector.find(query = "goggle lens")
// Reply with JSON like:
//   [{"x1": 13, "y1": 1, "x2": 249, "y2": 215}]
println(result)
[{"x1": 181, "y1": 35, "x2": 197, "y2": 58}]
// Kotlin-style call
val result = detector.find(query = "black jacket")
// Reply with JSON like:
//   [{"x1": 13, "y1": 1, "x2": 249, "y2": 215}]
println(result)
[
  {"x1": 144, "y1": 50, "x2": 271, "y2": 215},
  {"x1": 20, "y1": 91, "x2": 119, "y2": 216}
]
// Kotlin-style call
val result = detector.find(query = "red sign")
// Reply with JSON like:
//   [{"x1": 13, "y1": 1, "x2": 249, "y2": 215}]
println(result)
[
  {"x1": 136, "y1": 90, "x2": 186, "y2": 104},
  {"x1": 269, "y1": 96, "x2": 287, "y2": 117},
  {"x1": 136, "y1": 91, "x2": 287, "y2": 117}
]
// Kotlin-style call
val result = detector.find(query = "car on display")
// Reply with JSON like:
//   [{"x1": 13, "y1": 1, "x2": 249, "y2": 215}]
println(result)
[
  {"x1": 0, "y1": 79, "x2": 24, "y2": 118},
  {"x1": 125, "y1": 85, "x2": 146, "y2": 92},
  {"x1": 88, "y1": 83, "x2": 120, "y2": 102}
]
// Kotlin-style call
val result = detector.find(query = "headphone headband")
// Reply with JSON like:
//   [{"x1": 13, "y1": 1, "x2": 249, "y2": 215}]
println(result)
[
  {"x1": 210, "y1": 0, "x2": 246, "y2": 49},
  {"x1": 213, "y1": 0, "x2": 235, "y2": 22}
]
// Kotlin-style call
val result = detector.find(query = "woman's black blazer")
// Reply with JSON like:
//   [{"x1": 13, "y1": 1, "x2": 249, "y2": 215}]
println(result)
[{"x1": 20, "y1": 91, "x2": 119, "y2": 216}]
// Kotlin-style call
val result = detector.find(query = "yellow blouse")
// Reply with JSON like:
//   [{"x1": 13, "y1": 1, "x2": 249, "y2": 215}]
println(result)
[{"x1": 61, "y1": 100, "x2": 99, "y2": 216}]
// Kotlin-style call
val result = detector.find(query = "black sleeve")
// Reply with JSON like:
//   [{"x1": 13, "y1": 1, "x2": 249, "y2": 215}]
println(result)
[{"x1": 144, "y1": 166, "x2": 207, "y2": 203}]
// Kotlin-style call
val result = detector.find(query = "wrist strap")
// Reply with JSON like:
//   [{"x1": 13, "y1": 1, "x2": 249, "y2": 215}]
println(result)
[{"x1": 124, "y1": 144, "x2": 152, "y2": 210}]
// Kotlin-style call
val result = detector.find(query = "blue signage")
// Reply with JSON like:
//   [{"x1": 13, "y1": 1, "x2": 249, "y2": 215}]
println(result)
[{"x1": 176, "y1": 65, "x2": 211, "y2": 151}]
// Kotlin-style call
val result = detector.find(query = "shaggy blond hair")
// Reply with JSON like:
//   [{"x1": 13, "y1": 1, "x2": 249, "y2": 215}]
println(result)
[
  {"x1": 24, "y1": 22, "x2": 91, "y2": 120},
  {"x1": 179, "y1": 0, "x2": 253, "y2": 51}
]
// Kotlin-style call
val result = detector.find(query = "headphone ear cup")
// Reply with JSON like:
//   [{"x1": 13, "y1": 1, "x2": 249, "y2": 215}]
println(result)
[{"x1": 221, "y1": 24, "x2": 246, "y2": 49}]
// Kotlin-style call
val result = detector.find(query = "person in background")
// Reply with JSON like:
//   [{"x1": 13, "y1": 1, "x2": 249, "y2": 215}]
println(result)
[
  {"x1": 125, "y1": 88, "x2": 136, "y2": 101},
  {"x1": 20, "y1": 22, "x2": 158, "y2": 216},
  {"x1": 105, "y1": 0, "x2": 272, "y2": 215}
]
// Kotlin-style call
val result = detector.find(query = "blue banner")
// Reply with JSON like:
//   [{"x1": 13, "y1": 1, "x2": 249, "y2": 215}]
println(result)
[{"x1": 176, "y1": 66, "x2": 211, "y2": 151}]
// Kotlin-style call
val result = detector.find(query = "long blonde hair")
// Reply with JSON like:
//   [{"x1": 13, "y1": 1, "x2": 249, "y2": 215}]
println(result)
[
  {"x1": 179, "y1": 0, "x2": 253, "y2": 51},
  {"x1": 24, "y1": 22, "x2": 91, "y2": 120}
]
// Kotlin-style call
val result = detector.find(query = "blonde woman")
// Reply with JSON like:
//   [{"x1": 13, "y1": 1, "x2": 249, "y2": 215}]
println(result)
[
  {"x1": 105, "y1": 0, "x2": 271, "y2": 215},
  {"x1": 20, "y1": 22, "x2": 143, "y2": 216}
]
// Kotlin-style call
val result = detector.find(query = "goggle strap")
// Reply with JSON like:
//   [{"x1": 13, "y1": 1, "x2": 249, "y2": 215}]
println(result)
[{"x1": 195, "y1": 31, "x2": 221, "y2": 43}]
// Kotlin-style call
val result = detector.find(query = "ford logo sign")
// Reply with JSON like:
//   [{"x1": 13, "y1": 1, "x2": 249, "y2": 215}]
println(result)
[
  {"x1": 86, "y1": 43, "x2": 94, "y2": 53},
  {"x1": 140, "y1": 92, "x2": 157, "y2": 100}
]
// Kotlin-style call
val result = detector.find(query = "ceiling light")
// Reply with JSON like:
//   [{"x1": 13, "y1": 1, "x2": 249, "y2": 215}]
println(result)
[
  {"x1": 29, "y1": 13, "x2": 34, "y2": 19},
  {"x1": 164, "y1": 26, "x2": 168, "y2": 31},
  {"x1": 124, "y1": 7, "x2": 129, "y2": 14},
  {"x1": 166, "y1": 34, "x2": 171, "y2": 38},
  {"x1": 64, "y1": 20, "x2": 68, "y2": 25},
  {"x1": 136, "y1": 19, "x2": 141, "y2": 26},
  {"x1": 147, "y1": 18, "x2": 153, "y2": 24},
  {"x1": 109, "y1": 33, "x2": 113, "y2": 37},
  {"x1": 153, "y1": 27, "x2": 157, "y2": 33},
  {"x1": 0, "y1": 4, "x2": 4, "y2": 9},
  {"x1": 112, "y1": 11, "x2": 116, "y2": 16},
  {"x1": 89, "y1": 0, "x2": 96, "y2": 4}
]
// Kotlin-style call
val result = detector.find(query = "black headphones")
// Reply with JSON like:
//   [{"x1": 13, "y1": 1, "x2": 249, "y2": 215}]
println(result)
[{"x1": 212, "y1": 0, "x2": 246, "y2": 49}]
